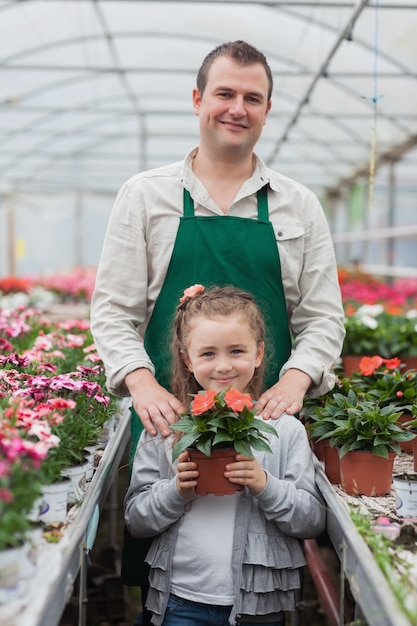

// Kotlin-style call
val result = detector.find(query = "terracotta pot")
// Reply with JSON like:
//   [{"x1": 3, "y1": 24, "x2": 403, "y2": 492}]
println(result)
[
  {"x1": 340, "y1": 450, "x2": 395, "y2": 496},
  {"x1": 188, "y1": 448, "x2": 244, "y2": 496},
  {"x1": 342, "y1": 355, "x2": 363, "y2": 378},
  {"x1": 310, "y1": 437, "x2": 325, "y2": 462},
  {"x1": 399, "y1": 356, "x2": 417, "y2": 371},
  {"x1": 323, "y1": 440, "x2": 340, "y2": 484}
]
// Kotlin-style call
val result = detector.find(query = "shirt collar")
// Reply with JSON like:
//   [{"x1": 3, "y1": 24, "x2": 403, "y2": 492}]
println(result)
[{"x1": 181, "y1": 148, "x2": 277, "y2": 195}]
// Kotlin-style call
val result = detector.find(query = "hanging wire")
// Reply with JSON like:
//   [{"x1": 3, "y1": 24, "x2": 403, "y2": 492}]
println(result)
[{"x1": 368, "y1": 0, "x2": 381, "y2": 213}]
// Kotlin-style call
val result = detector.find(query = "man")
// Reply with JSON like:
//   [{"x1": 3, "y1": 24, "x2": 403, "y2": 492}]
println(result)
[{"x1": 91, "y1": 40, "x2": 345, "y2": 623}]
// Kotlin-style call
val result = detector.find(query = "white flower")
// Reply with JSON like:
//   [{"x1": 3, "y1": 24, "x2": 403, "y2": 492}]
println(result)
[
  {"x1": 355, "y1": 304, "x2": 384, "y2": 319},
  {"x1": 359, "y1": 314, "x2": 379, "y2": 330},
  {"x1": 405, "y1": 309, "x2": 417, "y2": 319}
]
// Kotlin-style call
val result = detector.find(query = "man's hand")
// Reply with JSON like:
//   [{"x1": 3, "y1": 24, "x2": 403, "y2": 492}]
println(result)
[
  {"x1": 256, "y1": 368, "x2": 312, "y2": 420},
  {"x1": 125, "y1": 368, "x2": 185, "y2": 437}
]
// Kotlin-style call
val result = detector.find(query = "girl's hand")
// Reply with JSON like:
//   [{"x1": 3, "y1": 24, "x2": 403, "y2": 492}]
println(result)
[
  {"x1": 224, "y1": 454, "x2": 267, "y2": 496},
  {"x1": 176, "y1": 451, "x2": 198, "y2": 499}
]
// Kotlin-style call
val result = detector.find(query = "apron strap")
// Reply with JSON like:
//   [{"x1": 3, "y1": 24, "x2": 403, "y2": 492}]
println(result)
[
  {"x1": 183, "y1": 186, "x2": 270, "y2": 221},
  {"x1": 256, "y1": 185, "x2": 269, "y2": 223},
  {"x1": 183, "y1": 188, "x2": 195, "y2": 217}
]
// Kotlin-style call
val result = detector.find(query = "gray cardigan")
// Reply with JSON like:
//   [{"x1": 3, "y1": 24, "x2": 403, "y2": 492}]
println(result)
[{"x1": 124, "y1": 413, "x2": 326, "y2": 625}]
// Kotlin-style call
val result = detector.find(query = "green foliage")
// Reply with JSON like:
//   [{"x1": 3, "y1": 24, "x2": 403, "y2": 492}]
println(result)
[
  {"x1": 350, "y1": 367, "x2": 417, "y2": 410},
  {"x1": 40, "y1": 408, "x2": 110, "y2": 484},
  {"x1": 0, "y1": 460, "x2": 43, "y2": 550},
  {"x1": 344, "y1": 311, "x2": 417, "y2": 358},
  {"x1": 315, "y1": 391, "x2": 415, "y2": 458}
]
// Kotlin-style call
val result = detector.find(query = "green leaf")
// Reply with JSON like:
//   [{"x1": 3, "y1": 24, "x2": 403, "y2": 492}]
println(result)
[
  {"x1": 234, "y1": 440, "x2": 254, "y2": 457},
  {"x1": 172, "y1": 432, "x2": 199, "y2": 461}
]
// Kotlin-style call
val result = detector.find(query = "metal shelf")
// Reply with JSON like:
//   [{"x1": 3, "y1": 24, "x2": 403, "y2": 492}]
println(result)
[
  {"x1": 315, "y1": 459, "x2": 412, "y2": 626},
  {"x1": 1, "y1": 399, "x2": 131, "y2": 626}
]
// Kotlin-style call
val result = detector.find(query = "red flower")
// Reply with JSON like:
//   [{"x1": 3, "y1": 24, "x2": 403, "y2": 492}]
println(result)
[
  {"x1": 191, "y1": 389, "x2": 217, "y2": 415},
  {"x1": 359, "y1": 355, "x2": 384, "y2": 376},
  {"x1": 225, "y1": 388, "x2": 253, "y2": 412},
  {"x1": 384, "y1": 357, "x2": 402, "y2": 370}
]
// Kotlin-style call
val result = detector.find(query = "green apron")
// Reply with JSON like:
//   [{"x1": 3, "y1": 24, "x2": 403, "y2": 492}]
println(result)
[{"x1": 121, "y1": 185, "x2": 292, "y2": 586}]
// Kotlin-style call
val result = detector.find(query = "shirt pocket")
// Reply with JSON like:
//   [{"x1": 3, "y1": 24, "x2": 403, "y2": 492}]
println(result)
[{"x1": 274, "y1": 224, "x2": 305, "y2": 281}]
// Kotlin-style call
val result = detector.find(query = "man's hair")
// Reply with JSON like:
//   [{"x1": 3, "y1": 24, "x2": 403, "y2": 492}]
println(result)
[{"x1": 196, "y1": 40, "x2": 273, "y2": 101}]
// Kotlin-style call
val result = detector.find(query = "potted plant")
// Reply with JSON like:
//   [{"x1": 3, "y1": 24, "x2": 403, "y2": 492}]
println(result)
[
  {"x1": 171, "y1": 388, "x2": 277, "y2": 495},
  {"x1": 0, "y1": 405, "x2": 48, "y2": 603},
  {"x1": 304, "y1": 385, "x2": 356, "y2": 484},
  {"x1": 350, "y1": 355, "x2": 417, "y2": 452},
  {"x1": 321, "y1": 391, "x2": 415, "y2": 496}
]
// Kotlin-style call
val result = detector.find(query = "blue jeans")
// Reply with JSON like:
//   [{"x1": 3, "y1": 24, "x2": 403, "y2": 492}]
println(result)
[{"x1": 162, "y1": 594, "x2": 285, "y2": 626}]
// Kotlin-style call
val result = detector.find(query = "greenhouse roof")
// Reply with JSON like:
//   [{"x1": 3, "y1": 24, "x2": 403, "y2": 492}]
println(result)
[{"x1": 1, "y1": 0, "x2": 416, "y2": 199}]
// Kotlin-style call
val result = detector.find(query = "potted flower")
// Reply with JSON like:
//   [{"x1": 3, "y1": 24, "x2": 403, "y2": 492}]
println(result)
[
  {"x1": 171, "y1": 388, "x2": 277, "y2": 495},
  {"x1": 0, "y1": 403, "x2": 52, "y2": 602},
  {"x1": 350, "y1": 355, "x2": 417, "y2": 452},
  {"x1": 321, "y1": 391, "x2": 415, "y2": 496},
  {"x1": 0, "y1": 417, "x2": 44, "y2": 550}
]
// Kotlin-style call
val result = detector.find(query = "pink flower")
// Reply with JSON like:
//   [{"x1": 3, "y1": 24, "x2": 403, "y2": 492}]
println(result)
[
  {"x1": 0, "y1": 460, "x2": 10, "y2": 477},
  {"x1": 0, "y1": 338, "x2": 13, "y2": 352},
  {"x1": 0, "y1": 489, "x2": 14, "y2": 503},
  {"x1": 180, "y1": 284, "x2": 205, "y2": 303},
  {"x1": 48, "y1": 397, "x2": 77, "y2": 410}
]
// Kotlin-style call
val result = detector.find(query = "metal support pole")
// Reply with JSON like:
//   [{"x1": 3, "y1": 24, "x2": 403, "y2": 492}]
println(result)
[
  {"x1": 387, "y1": 162, "x2": 396, "y2": 283},
  {"x1": 304, "y1": 538, "x2": 341, "y2": 626},
  {"x1": 78, "y1": 544, "x2": 87, "y2": 626}
]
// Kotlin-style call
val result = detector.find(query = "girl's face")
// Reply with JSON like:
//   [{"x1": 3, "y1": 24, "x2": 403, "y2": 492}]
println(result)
[{"x1": 182, "y1": 313, "x2": 264, "y2": 394}]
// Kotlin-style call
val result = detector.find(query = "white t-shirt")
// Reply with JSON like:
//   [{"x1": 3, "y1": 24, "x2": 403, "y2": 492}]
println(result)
[{"x1": 170, "y1": 493, "x2": 240, "y2": 604}]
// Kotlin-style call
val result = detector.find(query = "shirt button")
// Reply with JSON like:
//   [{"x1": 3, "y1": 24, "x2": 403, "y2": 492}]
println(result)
[{"x1": 277, "y1": 231, "x2": 283, "y2": 237}]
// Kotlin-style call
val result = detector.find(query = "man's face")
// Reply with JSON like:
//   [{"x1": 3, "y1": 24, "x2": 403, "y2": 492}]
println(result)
[{"x1": 193, "y1": 56, "x2": 271, "y2": 157}]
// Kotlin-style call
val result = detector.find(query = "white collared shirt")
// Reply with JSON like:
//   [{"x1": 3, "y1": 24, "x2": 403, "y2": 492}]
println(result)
[{"x1": 91, "y1": 149, "x2": 345, "y2": 397}]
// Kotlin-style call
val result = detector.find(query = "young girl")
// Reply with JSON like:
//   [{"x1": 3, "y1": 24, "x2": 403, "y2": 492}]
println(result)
[{"x1": 124, "y1": 285, "x2": 325, "y2": 626}]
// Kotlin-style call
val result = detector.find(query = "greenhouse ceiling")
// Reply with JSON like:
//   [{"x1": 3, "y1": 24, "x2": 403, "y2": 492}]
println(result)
[{"x1": 1, "y1": 0, "x2": 416, "y2": 200}]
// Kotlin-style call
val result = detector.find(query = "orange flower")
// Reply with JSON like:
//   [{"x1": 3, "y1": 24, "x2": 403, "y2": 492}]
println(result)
[
  {"x1": 180, "y1": 284, "x2": 205, "y2": 303},
  {"x1": 225, "y1": 388, "x2": 253, "y2": 412},
  {"x1": 384, "y1": 357, "x2": 402, "y2": 370},
  {"x1": 191, "y1": 389, "x2": 217, "y2": 415},
  {"x1": 359, "y1": 355, "x2": 384, "y2": 376}
]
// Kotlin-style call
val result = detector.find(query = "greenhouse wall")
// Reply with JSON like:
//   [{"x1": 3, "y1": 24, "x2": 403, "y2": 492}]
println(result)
[{"x1": 0, "y1": 191, "x2": 112, "y2": 278}]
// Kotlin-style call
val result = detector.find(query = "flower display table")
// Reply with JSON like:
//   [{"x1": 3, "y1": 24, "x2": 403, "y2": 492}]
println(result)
[
  {"x1": 0, "y1": 399, "x2": 131, "y2": 626},
  {"x1": 314, "y1": 453, "x2": 417, "y2": 626}
]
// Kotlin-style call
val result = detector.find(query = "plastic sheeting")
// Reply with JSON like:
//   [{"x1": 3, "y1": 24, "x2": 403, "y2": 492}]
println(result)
[{"x1": 0, "y1": 0, "x2": 416, "y2": 199}]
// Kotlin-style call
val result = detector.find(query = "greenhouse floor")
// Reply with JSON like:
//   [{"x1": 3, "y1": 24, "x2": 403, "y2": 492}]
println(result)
[{"x1": 58, "y1": 449, "x2": 341, "y2": 626}]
